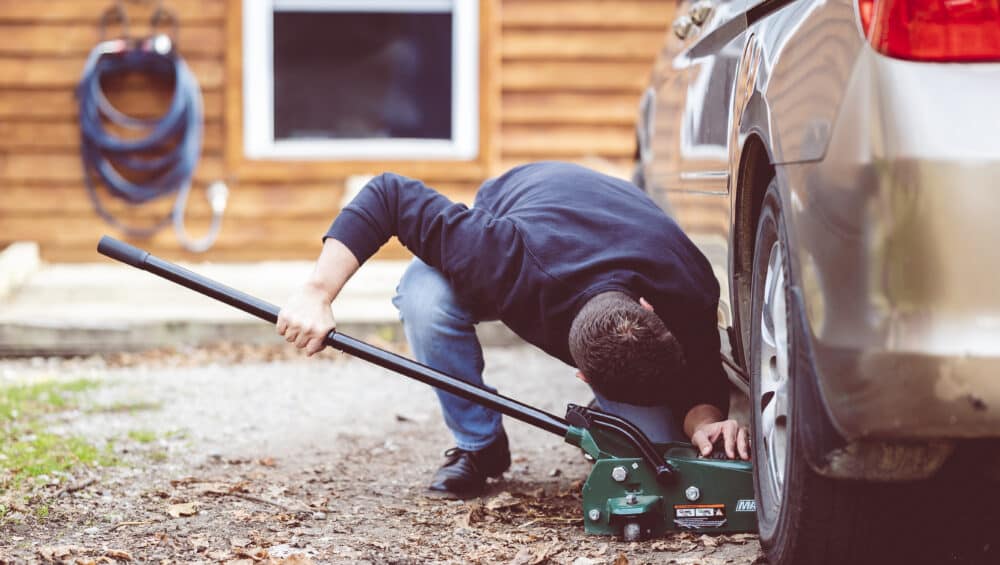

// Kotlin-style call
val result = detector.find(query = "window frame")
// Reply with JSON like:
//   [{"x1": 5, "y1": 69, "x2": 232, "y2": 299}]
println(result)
[{"x1": 225, "y1": 0, "x2": 497, "y2": 181}]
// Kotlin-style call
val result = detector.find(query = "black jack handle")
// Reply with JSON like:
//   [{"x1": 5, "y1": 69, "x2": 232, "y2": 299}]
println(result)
[{"x1": 97, "y1": 236, "x2": 570, "y2": 437}]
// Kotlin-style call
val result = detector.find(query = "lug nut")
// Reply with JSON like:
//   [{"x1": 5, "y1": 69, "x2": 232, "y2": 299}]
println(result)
[
  {"x1": 685, "y1": 485, "x2": 701, "y2": 501},
  {"x1": 611, "y1": 466, "x2": 628, "y2": 482},
  {"x1": 625, "y1": 493, "x2": 638, "y2": 505},
  {"x1": 588, "y1": 509, "x2": 601, "y2": 521}
]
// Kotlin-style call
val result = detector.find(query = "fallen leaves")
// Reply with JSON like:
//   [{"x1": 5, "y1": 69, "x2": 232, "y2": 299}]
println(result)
[
  {"x1": 233, "y1": 546, "x2": 270, "y2": 561},
  {"x1": 487, "y1": 491, "x2": 522, "y2": 511},
  {"x1": 461, "y1": 489, "x2": 583, "y2": 530},
  {"x1": 36, "y1": 547, "x2": 134, "y2": 563},
  {"x1": 36, "y1": 546, "x2": 83, "y2": 561},
  {"x1": 103, "y1": 549, "x2": 132, "y2": 562},
  {"x1": 509, "y1": 540, "x2": 562, "y2": 564}
]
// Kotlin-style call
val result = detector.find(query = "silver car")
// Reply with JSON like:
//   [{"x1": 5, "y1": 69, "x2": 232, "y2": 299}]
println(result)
[{"x1": 634, "y1": 0, "x2": 1000, "y2": 562}]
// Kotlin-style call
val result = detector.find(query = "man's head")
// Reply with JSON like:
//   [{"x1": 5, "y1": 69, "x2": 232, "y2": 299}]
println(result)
[{"x1": 568, "y1": 292, "x2": 685, "y2": 406}]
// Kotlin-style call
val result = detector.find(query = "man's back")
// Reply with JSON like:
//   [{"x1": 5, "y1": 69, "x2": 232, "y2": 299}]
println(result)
[
  {"x1": 325, "y1": 161, "x2": 720, "y2": 390},
  {"x1": 472, "y1": 162, "x2": 719, "y2": 361}
]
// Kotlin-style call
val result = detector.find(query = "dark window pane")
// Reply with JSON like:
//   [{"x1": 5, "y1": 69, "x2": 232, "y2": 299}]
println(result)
[{"x1": 272, "y1": 11, "x2": 453, "y2": 141}]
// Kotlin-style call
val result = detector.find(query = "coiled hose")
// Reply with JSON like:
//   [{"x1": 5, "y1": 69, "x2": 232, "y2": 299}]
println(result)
[{"x1": 77, "y1": 34, "x2": 226, "y2": 252}]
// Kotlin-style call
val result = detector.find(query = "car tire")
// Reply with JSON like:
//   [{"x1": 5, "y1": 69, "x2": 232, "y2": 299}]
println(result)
[
  {"x1": 751, "y1": 179, "x2": 892, "y2": 564},
  {"x1": 752, "y1": 179, "x2": 1000, "y2": 565}
]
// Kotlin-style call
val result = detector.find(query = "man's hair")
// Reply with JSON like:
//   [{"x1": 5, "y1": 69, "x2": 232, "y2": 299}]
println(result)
[{"x1": 568, "y1": 292, "x2": 685, "y2": 406}]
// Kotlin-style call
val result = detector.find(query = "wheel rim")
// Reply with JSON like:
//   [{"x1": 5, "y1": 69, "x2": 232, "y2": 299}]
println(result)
[{"x1": 759, "y1": 240, "x2": 789, "y2": 504}]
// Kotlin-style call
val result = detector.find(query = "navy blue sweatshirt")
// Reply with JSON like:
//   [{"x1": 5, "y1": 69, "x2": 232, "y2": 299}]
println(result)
[{"x1": 326, "y1": 162, "x2": 728, "y2": 415}]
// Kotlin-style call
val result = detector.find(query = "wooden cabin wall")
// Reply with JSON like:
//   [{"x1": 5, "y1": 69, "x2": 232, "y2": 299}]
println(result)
[{"x1": 0, "y1": 0, "x2": 672, "y2": 262}]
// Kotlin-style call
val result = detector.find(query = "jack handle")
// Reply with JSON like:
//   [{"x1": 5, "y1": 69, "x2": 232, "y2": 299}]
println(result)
[{"x1": 97, "y1": 236, "x2": 571, "y2": 437}]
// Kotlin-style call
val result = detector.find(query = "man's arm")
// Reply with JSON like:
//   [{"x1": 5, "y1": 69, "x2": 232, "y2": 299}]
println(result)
[
  {"x1": 278, "y1": 173, "x2": 519, "y2": 354},
  {"x1": 325, "y1": 173, "x2": 519, "y2": 281}
]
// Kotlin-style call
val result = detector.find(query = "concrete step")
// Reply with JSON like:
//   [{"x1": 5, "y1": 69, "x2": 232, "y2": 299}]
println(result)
[{"x1": 0, "y1": 249, "x2": 517, "y2": 356}]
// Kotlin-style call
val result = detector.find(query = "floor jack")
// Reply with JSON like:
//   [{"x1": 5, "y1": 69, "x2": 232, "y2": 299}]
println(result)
[{"x1": 98, "y1": 236, "x2": 758, "y2": 541}]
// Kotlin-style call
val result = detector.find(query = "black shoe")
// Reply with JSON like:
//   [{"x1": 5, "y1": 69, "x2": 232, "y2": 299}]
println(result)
[{"x1": 427, "y1": 431, "x2": 511, "y2": 500}]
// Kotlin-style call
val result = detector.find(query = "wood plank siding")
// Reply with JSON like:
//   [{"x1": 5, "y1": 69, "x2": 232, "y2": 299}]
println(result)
[{"x1": 0, "y1": 0, "x2": 673, "y2": 262}]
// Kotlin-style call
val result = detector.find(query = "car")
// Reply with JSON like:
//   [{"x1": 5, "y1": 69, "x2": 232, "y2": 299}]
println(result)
[{"x1": 633, "y1": 0, "x2": 1000, "y2": 563}]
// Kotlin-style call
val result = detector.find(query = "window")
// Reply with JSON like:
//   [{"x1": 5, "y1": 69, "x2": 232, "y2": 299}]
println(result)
[{"x1": 243, "y1": 0, "x2": 479, "y2": 160}]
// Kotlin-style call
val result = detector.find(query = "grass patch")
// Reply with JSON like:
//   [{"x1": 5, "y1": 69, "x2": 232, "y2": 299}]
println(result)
[
  {"x1": 4, "y1": 432, "x2": 114, "y2": 479},
  {"x1": 127, "y1": 429, "x2": 158, "y2": 444},
  {"x1": 0, "y1": 379, "x2": 98, "y2": 421},
  {"x1": 0, "y1": 379, "x2": 114, "y2": 489}
]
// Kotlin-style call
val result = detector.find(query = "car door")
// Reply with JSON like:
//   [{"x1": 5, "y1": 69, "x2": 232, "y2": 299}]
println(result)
[{"x1": 647, "y1": 0, "x2": 749, "y2": 363}]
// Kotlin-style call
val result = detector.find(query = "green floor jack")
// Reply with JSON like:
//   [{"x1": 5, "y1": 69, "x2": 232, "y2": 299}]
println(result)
[{"x1": 98, "y1": 236, "x2": 758, "y2": 541}]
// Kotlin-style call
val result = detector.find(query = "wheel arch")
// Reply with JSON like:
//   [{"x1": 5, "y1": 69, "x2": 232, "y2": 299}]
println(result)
[{"x1": 731, "y1": 131, "x2": 775, "y2": 366}]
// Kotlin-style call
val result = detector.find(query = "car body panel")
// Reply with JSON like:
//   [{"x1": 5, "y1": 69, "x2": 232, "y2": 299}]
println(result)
[
  {"x1": 637, "y1": 0, "x2": 1000, "y2": 447},
  {"x1": 782, "y1": 51, "x2": 1000, "y2": 439}
]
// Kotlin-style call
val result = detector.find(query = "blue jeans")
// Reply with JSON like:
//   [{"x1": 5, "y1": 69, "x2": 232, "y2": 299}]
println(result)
[{"x1": 392, "y1": 259, "x2": 685, "y2": 451}]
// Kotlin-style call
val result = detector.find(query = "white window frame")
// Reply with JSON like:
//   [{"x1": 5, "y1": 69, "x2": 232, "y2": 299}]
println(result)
[{"x1": 243, "y1": 0, "x2": 479, "y2": 161}]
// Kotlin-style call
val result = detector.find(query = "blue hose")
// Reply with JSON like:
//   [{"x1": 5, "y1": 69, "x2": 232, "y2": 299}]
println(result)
[{"x1": 77, "y1": 35, "x2": 225, "y2": 251}]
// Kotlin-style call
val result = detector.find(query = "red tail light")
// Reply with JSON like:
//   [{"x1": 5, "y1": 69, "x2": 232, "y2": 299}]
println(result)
[{"x1": 858, "y1": 0, "x2": 1000, "y2": 62}]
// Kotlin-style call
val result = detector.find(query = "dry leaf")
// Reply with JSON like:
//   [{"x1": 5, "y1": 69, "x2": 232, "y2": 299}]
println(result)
[
  {"x1": 166, "y1": 502, "x2": 199, "y2": 518},
  {"x1": 699, "y1": 534, "x2": 719, "y2": 548},
  {"x1": 509, "y1": 541, "x2": 559, "y2": 565},
  {"x1": 104, "y1": 550, "x2": 132, "y2": 561},
  {"x1": 234, "y1": 547, "x2": 269, "y2": 561},
  {"x1": 457, "y1": 502, "x2": 486, "y2": 528},
  {"x1": 230, "y1": 537, "x2": 252, "y2": 548},
  {"x1": 37, "y1": 546, "x2": 82, "y2": 560},
  {"x1": 486, "y1": 491, "x2": 521, "y2": 511},
  {"x1": 572, "y1": 558, "x2": 600, "y2": 565},
  {"x1": 195, "y1": 482, "x2": 233, "y2": 496},
  {"x1": 206, "y1": 550, "x2": 231, "y2": 561},
  {"x1": 276, "y1": 556, "x2": 315, "y2": 565},
  {"x1": 612, "y1": 553, "x2": 629, "y2": 565},
  {"x1": 258, "y1": 457, "x2": 277, "y2": 467}
]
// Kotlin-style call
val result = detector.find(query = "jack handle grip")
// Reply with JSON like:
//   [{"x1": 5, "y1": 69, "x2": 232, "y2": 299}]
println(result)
[{"x1": 98, "y1": 236, "x2": 150, "y2": 269}]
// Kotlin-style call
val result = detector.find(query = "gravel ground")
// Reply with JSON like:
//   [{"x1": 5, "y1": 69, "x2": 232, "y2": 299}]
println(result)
[{"x1": 0, "y1": 344, "x2": 764, "y2": 564}]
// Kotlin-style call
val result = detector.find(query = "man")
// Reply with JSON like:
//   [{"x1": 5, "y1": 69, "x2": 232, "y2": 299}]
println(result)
[{"x1": 278, "y1": 162, "x2": 750, "y2": 499}]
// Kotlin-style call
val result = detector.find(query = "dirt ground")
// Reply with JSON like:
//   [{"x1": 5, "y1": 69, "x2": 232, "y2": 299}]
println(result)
[{"x1": 0, "y1": 343, "x2": 764, "y2": 564}]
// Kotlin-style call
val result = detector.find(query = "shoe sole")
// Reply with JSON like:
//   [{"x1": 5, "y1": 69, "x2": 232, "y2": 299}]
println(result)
[{"x1": 424, "y1": 487, "x2": 482, "y2": 500}]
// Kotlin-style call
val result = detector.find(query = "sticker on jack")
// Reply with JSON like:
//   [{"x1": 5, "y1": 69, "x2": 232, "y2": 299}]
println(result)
[{"x1": 673, "y1": 504, "x2": 727, "y2": 529}]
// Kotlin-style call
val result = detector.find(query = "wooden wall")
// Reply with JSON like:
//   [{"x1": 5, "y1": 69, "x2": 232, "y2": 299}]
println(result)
[{"x1": 0, "y1": 0, "x2": 673, "y2": 262}]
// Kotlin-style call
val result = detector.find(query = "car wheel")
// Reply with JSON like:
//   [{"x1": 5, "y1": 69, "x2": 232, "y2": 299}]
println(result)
[
  {"x1": 750, "y1": 179, "x2": 876, "y2": 564},
  {"x1": 751, "y1": 178, "x2": 1000, "y2": 565}
]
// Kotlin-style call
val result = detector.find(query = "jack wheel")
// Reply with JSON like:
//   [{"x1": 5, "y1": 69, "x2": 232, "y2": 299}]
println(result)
[{"x1": 622, "y1": 521, "x2": 644, "y2": 542}]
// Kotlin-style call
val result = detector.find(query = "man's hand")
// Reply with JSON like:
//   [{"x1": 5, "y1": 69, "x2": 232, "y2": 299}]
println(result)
[
  {"x1": 276, "y1": 238, "x2": 361, "y2": 356},
  {"x1": 690, "y1": 419, "x2": 750, "y2": 461},
  {"x1": 277, "y1": 283, "x2": 337, "y2": 356}
]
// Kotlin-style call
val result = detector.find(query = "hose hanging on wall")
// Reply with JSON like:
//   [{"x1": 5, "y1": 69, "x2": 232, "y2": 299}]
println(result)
[{"x1": 77, "y1": 4, "x2": 226, "y2": 253}]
